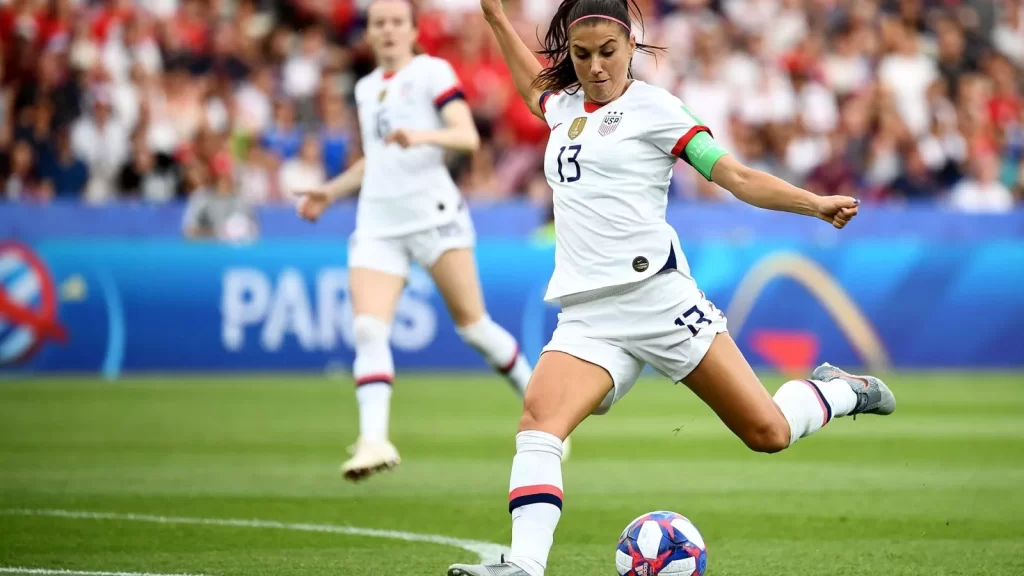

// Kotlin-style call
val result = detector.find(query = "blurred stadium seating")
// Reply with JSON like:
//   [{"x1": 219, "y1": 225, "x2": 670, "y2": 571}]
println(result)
[{"x1": 0, "y1": 0, "x2": 1022, "y2": 223}]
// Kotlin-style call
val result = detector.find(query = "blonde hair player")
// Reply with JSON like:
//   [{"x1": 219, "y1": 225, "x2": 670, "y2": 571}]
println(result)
[
  {"x1": 296, "y1": 0, "x2": 566, "y2": 482},
  {"x1": 447, "y1": 0, "x2": 896, "y2": 573}
]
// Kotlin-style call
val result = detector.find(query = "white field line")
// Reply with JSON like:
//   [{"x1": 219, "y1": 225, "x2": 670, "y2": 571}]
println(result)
[
  {"x1": 0, "y1": 509, "x2": 508, "y2": 564},
  {"x1": 0, "y1": 568, "x2": 206, "y2": 576}
]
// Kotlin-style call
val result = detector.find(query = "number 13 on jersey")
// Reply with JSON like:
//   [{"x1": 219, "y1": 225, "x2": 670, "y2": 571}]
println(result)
[{"x1": 557, "y1": 145, "x2": 582, "y2": 183}]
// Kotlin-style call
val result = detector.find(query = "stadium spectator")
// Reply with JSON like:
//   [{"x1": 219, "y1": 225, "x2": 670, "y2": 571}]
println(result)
[
  {"x1": 117, "y1": 131, "x2": 179, "y2": 202},
  {"x1": 70, "y1": 91, "x2": 129, "y2": 203},
  {"x1": 236, "y1": 141, "x2": 276, "y2": 205},
  {"x1": 278, "y1": 132, "x2": 325, "y2": 202},
  {"x1": 887, "y1": 144, "x2": 940, "y2": 202},
  {"x1": 950, "y1": 149, "x2": 1015, "y2": 213},
  {"x1": 182, "y1": 160, "x2": 257, "y2": 241},
  {"x1": 261, "y1": 98, "x2": 303, "y2": 160},
  {"x1": 2, "y1": 139, "x2": 40, "y2": 200},
  {"x1": 319, "y1": 94, "x2": 352, "y2": 179},
  {"x1": 37, "y1": 125, "x2": 87, "y2": 200}
]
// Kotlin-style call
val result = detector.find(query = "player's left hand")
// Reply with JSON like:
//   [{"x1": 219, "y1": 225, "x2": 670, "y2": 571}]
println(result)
[
  {"x1": 385, "y1": 129, "x2": 426, "y2": 149},
  {"x1": 815, "y1": 195, "x2": 860, "y2": 229}
]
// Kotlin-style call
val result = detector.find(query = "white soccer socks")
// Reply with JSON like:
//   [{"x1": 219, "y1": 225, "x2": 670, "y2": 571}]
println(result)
[
  {"x1": 507, "y1": 430, "x2": 564, "y2": 576},
  {"x1": 457, "y1": 315, "x2": 532, "y2": 396},
  {"x1": 773, "y1": 379, "x2": 858, "y2": 446},
  {"x1": 352, "y1": 315, "x2": 395, "y2": 443}
]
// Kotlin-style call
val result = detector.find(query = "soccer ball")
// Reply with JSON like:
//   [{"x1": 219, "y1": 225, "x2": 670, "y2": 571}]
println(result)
[{"x1": 615, "y1": 511, "x2": 707, "y2": 576}]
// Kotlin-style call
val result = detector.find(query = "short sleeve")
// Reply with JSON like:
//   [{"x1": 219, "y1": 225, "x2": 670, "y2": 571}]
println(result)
[
  {"x1": 538, "y1": 90, "x2": 565, "y2": 127},
  {"x1": 648, "y1": 94, "x2": 713, "y2": 162},
  {"x1": 425, "y1": 58, "x2": 465, "y2": 110}
]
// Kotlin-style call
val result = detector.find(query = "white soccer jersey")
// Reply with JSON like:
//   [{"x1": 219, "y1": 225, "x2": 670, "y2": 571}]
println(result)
[
  {"x1": 353, "y1": 55, "x2": 466, "y2": 238},
  {"x1": 539, "y1": 81, "x2": 712, "y2": 302}
]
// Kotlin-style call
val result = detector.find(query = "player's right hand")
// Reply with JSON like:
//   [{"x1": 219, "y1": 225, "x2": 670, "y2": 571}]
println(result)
[
  {"x1": 480, "y1": 0, "x2": 503, "y2": 20},
  {"x1": 815, "y1": 195, "x2": 860, "y2": 229},
  {"x1": 296, "y1": 190, "x2": 332, "y2": 222}
]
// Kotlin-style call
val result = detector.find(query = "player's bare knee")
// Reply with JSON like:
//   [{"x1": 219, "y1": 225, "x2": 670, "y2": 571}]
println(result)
[
  {"x1": 518, "y1": 393, "x2": 559, "y2": 434},
  {"x1": 741, "y1": 419, "x2": 790, "y2": 454},
  {"x1": 454, "y1": 315, "x2": 491, "y2": 349},
  {"x1": 353, "y1": 315, "x2": 390, "y2": 348}
]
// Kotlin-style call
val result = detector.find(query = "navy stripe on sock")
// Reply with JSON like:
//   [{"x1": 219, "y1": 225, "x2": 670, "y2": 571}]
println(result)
[
  {"x1": 509, "y1": 493, "x2": 563, "y2": 514},
  {"x1": 804, "y1": 379, "x2": 833, "y2": 423}
]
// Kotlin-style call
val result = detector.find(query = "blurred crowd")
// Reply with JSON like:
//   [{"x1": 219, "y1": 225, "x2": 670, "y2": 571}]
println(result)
[{"x1": 0, "y1": 0, "x2": 1022, "y2": 234}]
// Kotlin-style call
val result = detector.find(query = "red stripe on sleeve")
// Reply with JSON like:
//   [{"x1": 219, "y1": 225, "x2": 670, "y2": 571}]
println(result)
[
  {"x1": 509, "y1": 484, "x2": 564, "y2": 502},
  {"x1": 433, "y1": 85, "x2": 463, "y2": 108},
  {"x1": 670, "y1": 125, "x2": 712, "y2": 157}
]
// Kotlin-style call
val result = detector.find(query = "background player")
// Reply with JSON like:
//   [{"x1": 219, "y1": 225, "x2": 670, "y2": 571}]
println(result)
[
  {"x1": 448, "y1": 0, "x2": 896, "y2": 573},
  {"x1": 296, "y1": 0, "x2": 542, "y2": 482}
]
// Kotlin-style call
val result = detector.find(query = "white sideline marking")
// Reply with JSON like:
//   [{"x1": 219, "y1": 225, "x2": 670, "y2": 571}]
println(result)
[
  {"x1": 0, "y1": 568, "x2": 206, "y2": 576},
  {"x1": 0, "y1": 509, "x2": 508, "y2": 564}
]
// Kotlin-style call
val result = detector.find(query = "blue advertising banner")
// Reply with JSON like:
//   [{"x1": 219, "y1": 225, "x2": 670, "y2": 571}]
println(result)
[{"x1": 2, "y1": 239, "x2": 1022, "y2": 376}]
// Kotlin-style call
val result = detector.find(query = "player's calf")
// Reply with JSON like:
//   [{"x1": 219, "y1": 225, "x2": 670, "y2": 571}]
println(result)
[{"x1": 735, "y1": 413, "x2": 791, "y2": 454}]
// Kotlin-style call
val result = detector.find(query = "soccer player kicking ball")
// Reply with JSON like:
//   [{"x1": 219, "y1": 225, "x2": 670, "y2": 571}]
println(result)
[
  {"x1": 447, "y1": 0, "x2": 895, "y2": 574},
  {"x1": 296, "y1": 0, "x2": 574, "y2": 482}
]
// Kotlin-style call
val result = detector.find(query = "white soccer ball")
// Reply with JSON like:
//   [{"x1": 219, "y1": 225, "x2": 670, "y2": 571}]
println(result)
[{"x1": 615, "y1": 511, "x2": 707, "y2": 576}]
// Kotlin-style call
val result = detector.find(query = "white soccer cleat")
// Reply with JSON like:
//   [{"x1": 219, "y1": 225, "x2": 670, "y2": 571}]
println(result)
[{"x1": 341, "y1": 438, "x2": 401, "y2": 482}]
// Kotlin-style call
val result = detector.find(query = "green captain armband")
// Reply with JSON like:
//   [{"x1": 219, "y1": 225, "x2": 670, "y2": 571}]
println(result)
[{"x1": 683, "y1": 131, "x2": 728, "y2": 181}]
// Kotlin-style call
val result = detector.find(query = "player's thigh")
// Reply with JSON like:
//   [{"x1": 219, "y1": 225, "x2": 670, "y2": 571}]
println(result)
[
  {"x1": 347, "y1": 235, "x2": 408, "y2": 321},
  {"x1": 681, "y1": 332, "x2": 789, "y2": 450},
  {"x1": 413, "y1": 211, "x2": 483, "y2": 326},
  {"x1": 428, "y1": 248, "x2": 487, "y2": 327},
  {"x1": 521, "y1": 351, "x2": 616, "y2": 440},
  {"x1": 629, "y1": 274, "x2": 787, "y2": 448},
  {"x1": 536, "y1": 313, "x2": 645, "y2": 434}
]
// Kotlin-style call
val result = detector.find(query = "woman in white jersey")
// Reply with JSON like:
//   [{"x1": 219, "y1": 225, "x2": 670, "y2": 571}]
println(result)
[
  {"x1": 448, "y1": 0, "x2": 897, "y2": 574},
  {"x1": 296, "y1": 0, "x2": 544, "y2": 482}
]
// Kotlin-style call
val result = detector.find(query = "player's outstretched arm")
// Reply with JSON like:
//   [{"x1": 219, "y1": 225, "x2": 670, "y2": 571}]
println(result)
[
  {"x1": 481, "y1": 0, "x2": 545, "y2": 119},
  {"x1": 296, "y1": 158, "x2": 366, "y2": 222},
  {"x1": 710, "y1": 155, "x2": 860, "y2": 230}
]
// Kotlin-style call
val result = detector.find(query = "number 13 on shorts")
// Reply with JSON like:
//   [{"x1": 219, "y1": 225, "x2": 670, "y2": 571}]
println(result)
[{"x1": 674, "y1": 294, "x2": 723, "y2": 336}]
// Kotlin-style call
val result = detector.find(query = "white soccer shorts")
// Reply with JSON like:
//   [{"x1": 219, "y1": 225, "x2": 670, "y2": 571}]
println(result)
[
  {"x1": 542, "y1": 270, "x2": 728, "y2": 414},
  {"x1": 348, "y1": 204, "x2": 476, "y2": 277}
]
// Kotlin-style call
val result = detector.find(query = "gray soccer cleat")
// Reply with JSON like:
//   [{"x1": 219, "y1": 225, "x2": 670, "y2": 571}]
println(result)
[
  {"x1": 448, "y1": 556, "x2": 530, "y2": 576},
  {"x1": 812, "y1": 362, "x2": 896, "y2": 417}
]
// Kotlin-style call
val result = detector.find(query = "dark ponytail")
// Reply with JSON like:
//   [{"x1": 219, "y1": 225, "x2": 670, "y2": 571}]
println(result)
[{"x1": 534, "y1": 0, "x2": 661, "y2": 94}]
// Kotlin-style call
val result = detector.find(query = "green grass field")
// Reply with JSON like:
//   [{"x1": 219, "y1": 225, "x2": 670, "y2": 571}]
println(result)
[{"x1": 1, "y1": 372, "x2": 1023, "y2": 576}]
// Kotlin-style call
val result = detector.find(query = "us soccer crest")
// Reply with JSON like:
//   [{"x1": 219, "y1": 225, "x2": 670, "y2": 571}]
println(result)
[
  {"x1": 567, "y1": 117, "x2": 587, "y2": 140},
  {"x1": 599, "y1": 111, "x2": 623, "y2": 136}
]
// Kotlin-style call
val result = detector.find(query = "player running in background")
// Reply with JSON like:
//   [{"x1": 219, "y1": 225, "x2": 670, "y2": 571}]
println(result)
[
  {"x1": 448, "y1": 0, "x2": 896, "y2": 573},
  {"x1": 296, "y1": 0, "x2": 550, "y2": 482}
]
